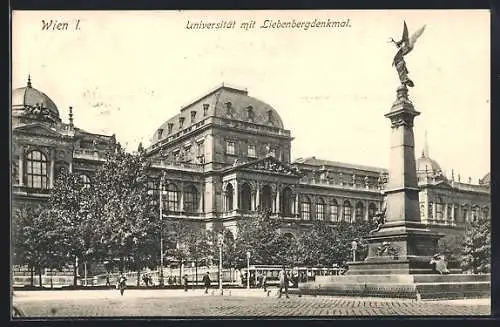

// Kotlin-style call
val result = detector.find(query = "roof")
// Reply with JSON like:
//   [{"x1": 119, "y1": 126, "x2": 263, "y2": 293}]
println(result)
[
  {"x1": 293, "y1": 156, "x2": 388, "y2": 174},
  {"x1": 12, "y1": 76, "x2": 60, "y2": 120},
  {"x1": 151, "y1": 84, "x2": 284, "y2": 142}
]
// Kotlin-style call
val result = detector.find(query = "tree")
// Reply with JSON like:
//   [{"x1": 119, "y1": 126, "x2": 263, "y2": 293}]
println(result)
[
  {"x1": 12, "y1": 206, "x2": 70, "y2": 288},
  {"x1": 234, "y1": 210, "x2": 282, "y2": 267},
  {"x1": 86, "y1": 146, "x2": 157, "y2": 284},
  {"x1": 12, "y1": 206, "x2": 44, "y2": 286},
  {"x1": 438, "y1": 233, "x2": 464, "y2": 269},
  {"x1": 48, "y1": 169, "x2": 98, "y2": 286},
  {"x1": 461, "y1": 215, "x2": 490, "y2": 274}
]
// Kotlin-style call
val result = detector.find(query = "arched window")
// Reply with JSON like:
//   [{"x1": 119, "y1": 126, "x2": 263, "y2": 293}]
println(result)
[
  {"x1": 240, "y1": 183, "x2": 252, "y2": 212},
  {"x1": 436, "y1": 197, "x2": 444, "y2": 220},
  {"x1": 80, "y1": 175, "x2": 91, "y2": 189},
  {"x1": 166, "y1": 183, "x2": 179, "y2": 212},
  {"x1": 26, "y1": 150, "x2": 49, "y2": 189},
  {"x1": 355, "y1": 202, "x2": 364, "y2": 221},
  {"x1": 471, "y1": 205, "x2": 479, "y2": 222},
  {"x1": 368, "y1": 203, "x2": 377, "y2": 220},
  {"x1": 316, "y1": 197, "x2": 325, "y2": 220},
  {"x1": 301, "y1": 196, "x2": 311, "y2": 220},
  {"x1": 446, "y1": 204, "x2": 453, "y2": 221},
  {"x1": 462, "y1": 204, "x2": 469, "y2": 222},
  {"x1": 329, "y1": 199, "x2": 339, "y2": 222},
  {"x1": 343, "y1": 201, "x2": 352, "y2": 222},
  {"x1": 184, "y1": 185, "x2": 198, "y2": 213},
  {"x1": 260, "y1": 185, "x2": 272, "y2": 211},
  {"x1": 280, "y1": 187, "x2": 293, "y2": 216},
  {"x1": 225, "y1": 183, "x2": 234, "y2": 212},
  {"x1": 428, "y1": 202, "x2": 434, "y2": 219},
  {"x1": 482, "y1": 207, "x2": 489, "y2": 219}
]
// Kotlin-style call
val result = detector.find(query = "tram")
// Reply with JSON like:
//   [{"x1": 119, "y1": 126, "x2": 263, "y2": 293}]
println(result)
[{"x1": 239, "y1": 264, "x2": 344, "y2": 287}]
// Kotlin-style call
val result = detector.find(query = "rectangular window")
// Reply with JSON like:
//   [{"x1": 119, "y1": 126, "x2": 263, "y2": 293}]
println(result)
[
  {"x1": 248, "y1": 144, "x2": 256, "y2": 158},
  {"x1": 447, "y1": 204, "x2": 453, "y2": 220},
  {"x1": 197, "y1": 141, "x2": 205, "y2": 163},
  {"x1": 226, "y1": 141, "x2": 235, "y2": 155},
  {"x1": 167, "y1": 191, "x2": 178, "y2": 211}
]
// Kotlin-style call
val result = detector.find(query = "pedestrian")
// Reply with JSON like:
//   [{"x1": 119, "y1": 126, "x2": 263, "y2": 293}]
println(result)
[
  {"x1": 117, "y1": 273, "x2": 127, "y2": 296},
  {"x1": 278, "y1": 266, "x2": 289, "y2": 299},
  {"x1": 173, "y1": 276, "x2": 177, "y2": 285},
  {"x1": 262, "y1": 274, "x2": 267, "y2": 292},
  {"x1": 168, "y1": 276, "x2": 172, "y2": 285},
  {"x1": 202, "y1": 271, "x2": 211, "y2": 294},
  {"x1": 105, "y1": 272, "x2": 111, "y2": 287},
  {"x1": 183, "y1": 274, "x2": 189, "y2": 292}
]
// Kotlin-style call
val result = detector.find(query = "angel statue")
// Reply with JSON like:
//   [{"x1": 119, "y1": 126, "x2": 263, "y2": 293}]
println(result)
[{"x1": 389, "y1": 21, "x2": 426, "y2": 88}]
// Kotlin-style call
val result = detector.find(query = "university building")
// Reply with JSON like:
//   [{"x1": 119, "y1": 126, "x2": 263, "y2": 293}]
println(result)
[{"x1": 12, "y1": 78, "x2": 490, "y2": 245}]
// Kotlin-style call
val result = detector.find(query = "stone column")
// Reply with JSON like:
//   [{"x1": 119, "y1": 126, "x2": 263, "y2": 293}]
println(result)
[
  {"x1": 179, "y1": 182, "x2": 184, "y2": 213},
  {"x1": 451, "y1": 204, "x2": 455, "y2": 225},
  {"x1": 233, "y1": 179, "x2": 239, "y2": 211},
  {"x1": 294, "y1": 193, "x2": 299, "y2": 217},
  {"x1": 18, "y1": 147, "x2": 24, "y2": 186},
  {"x1": 49, "y1": 148, "x2": 55, "y2": 188},
  {"x1": 275, "y1": 186, "x2": 281, "y2": 214},
  {"x1": 433, "y1": 204, "x2": 437, "y2": 223},
  {"x1": 364, "y1": 201, "x2": 370, "y2": 221},
  {"x1": 251, "y1": 190, "x2": 255, "y2": 211},
  {"x1": 199, "y1": 185, "x2": 204, "y2": 213},
  {"x1": 383, "y1": 86, "x2": 420, "y2": 224},
  {"x1": 255, "y1": 184, "x2": 260, "y2": 211},
  {"x1": 69, "y1": 161, "x2": 73, "y2": 173}
]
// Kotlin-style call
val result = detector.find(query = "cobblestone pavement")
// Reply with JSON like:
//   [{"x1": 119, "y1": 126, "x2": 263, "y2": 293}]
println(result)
[{"x1": 13, "y1": 289, "x2": 491, "y2": 317}]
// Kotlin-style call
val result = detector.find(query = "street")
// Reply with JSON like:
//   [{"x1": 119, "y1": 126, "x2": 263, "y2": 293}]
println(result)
[{"x1": 13, "y1": 289, "x2": 490, "y2": 317}]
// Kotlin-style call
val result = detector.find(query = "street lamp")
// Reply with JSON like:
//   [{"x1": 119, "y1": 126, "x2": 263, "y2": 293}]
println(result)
[
  {"x1": 217, "y1": 233, "x2": 224, "y2": 294},
  {"x1": 246, "y1": 251, "x2": 251, "y2": 289},
  {"x1": 156, "y1": 172, "x2": 167, "y2": 287}
]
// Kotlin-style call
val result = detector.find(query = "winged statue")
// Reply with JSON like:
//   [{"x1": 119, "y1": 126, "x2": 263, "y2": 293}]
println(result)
[{"x1": 390, "y1": 21, "x2": 426, "y2": 88}]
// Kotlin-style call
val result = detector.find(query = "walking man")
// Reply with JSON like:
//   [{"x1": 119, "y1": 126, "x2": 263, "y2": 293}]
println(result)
[
  {"x1": 262, "y1": 274, "x2": 267, "y2": 292},
  {"x1": 202, "y1": 271, "x2": 211, "y2": 294},
  {"x1": 278, "y1": 266, "x2": 289, "y2": 299},
  {"x1": 182, "y1": 274, "x2": 189, "y2": 291}
]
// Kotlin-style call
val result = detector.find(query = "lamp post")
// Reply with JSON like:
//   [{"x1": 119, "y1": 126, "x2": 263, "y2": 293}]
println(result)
[
  {"x1": 218, "y1": 233, "x2": 224, "y2": 294},
  {"x1": 246, "y1": 251, "x2": 251, "y2": 289},
  {"x1": 159, "y1": 172, "x2": 166, "y2": 286}
]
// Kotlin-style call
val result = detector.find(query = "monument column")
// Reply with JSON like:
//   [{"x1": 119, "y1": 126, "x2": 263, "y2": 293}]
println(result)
[{"x1": 348, "y1": 85, "x2": 442, "y2": 275}]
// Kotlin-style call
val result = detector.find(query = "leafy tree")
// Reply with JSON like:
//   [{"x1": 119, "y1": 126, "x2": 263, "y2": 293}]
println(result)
[
  {"x1": 49, "y1": 169, "x2": 97, "y2": 286},
  {"x1": 86, "y1": 146, "x2": 157, "y2": 284},
  {"x1": 234, "y1": 210, "x2": 282, "y2": 267},
  {"x1": 461, "y1": 215, "x2": 491, "y2": 274},
  {"x1": 438, "y1": 233, "x2": 464, "y2": 268},
  {"x1": 12, "y1": 206, "x2": 45, "y2": 286},
  {"x1": 13, "y1": 205, "x2": 69, "y2": 287}
]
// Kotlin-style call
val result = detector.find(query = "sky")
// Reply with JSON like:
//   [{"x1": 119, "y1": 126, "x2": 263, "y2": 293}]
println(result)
[{"x1": 11, "y1": 10, "x2": 490, "y2": 182}]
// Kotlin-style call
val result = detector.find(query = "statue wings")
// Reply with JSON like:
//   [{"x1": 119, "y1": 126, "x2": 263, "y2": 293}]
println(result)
[{"x1": 392, "y1": 21, "x2": 426, "y2": 66}]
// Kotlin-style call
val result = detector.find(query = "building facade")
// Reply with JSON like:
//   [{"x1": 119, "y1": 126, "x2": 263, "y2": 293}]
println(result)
[{"x1": 11, "y1": 80, "x2": 491, "y2": 242}]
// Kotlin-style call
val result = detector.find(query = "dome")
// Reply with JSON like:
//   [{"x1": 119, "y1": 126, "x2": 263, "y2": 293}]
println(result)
[
  {"x1": 416, "y1": 152, "x2": 442, "y2": 174},
  {"x1": 152, "y1": 85, "x2": 284, "y2": 142},
  {"x1": 12, "y1": 76, "x2": 60, "y2": 120}
]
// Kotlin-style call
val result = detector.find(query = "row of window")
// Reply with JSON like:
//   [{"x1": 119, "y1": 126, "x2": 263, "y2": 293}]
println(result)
[
  {"x1": 300, "y1": 199, "x2": 378, "y2": 222},
  {"x1": 148, "y1": 182, "x2": 200, "y2": 212},
  {"x1": 225, "y1": 141, "x2": 259, "y2": 157},
  {"x1": 17, "y1": 150, "x2": 93, "y2": 190},
  {"x1": 427, "y1": 202, "x2": 489, "y2": 221}
]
